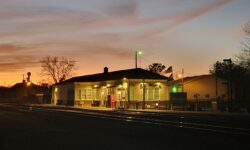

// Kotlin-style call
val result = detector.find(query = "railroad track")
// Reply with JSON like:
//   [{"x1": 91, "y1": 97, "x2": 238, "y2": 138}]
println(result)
[{"x1": 1, "y1": 103, "x2": 250, "y2": 136}]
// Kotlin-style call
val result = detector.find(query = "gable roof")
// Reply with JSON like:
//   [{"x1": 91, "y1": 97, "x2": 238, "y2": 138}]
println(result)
[
  {"x1": 58, "y1": 68, "x2": 169, "y2": 84},
  {"x1": 167, "y1": 74, "x2": 213, "y2": 85}
]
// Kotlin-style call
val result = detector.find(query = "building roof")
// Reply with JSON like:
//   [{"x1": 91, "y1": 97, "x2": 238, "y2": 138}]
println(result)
[
  {"x1": 58, "y1": 68, "x2": 169, "y2": 84},
  {"x1": 167, "y1": 74, "x2": 213, "y2": 86}
]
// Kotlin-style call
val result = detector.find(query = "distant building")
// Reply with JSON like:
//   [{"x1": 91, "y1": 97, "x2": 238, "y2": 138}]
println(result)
[
  {"x1": 168, "y1": 75, "x2": 231, "y2": 111},
  {"x1": 52, "y1": 68, "x2": 170, "y2": 109},
  {"x1": 168, "y1": 75, "x2": 230, "y2": 101},
  {"x1": 0, "y1": 82, "x2": 51, "y2": 104}
]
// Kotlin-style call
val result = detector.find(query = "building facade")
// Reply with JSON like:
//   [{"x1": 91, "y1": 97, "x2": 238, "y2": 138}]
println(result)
[
  {"x1": 168, "y1": 75, "x2": 231, "y2": 111},
  {"x1": 52, "y1": 68, "x2": 170, "y2": 109},
  {"x1": 52, "y1": 69, "x2": 231, "y2": 111}
]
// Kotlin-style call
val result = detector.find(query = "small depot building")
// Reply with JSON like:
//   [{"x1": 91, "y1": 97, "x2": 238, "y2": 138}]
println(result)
[
  {"x1": 168, "y1": 74, "x2": 230, "y2": 111},
  {"x1": 52, "y1": 68, "x2": 170, "y2": 109}
]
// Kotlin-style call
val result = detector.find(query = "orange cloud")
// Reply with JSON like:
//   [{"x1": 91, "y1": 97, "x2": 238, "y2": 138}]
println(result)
[{"x1": 0, "y1": 43, "x2": 39, "y2": 72}]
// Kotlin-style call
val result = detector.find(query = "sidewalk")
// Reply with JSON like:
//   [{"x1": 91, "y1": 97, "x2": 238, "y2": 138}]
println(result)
[
  {"x1": 27, "y1": 103, "x2": 250, "y2": 116},
  {"x1": 28, "y1": 103, "x2": 114, "y2": 111}
]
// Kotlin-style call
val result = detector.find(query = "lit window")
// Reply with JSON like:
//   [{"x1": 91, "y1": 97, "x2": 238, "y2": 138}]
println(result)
[
  {"x1": 78, "y1": 89, "x2": 81, "y2": 100},
  {"x1": 129, "y1": 86, "x2": 134, "y2": 100},
  {"x1": 93, "y1": 89, "x2": 99, "y2": 100},
  {"x1": 154, "y1": 88, "x2": 160, "y2": 100},
  {"x1": 81, "y1": 89, "x2": 92, "y2": 100},
  {"x1": 148, "y1": 87, "x2": 154, "y2": 100}
]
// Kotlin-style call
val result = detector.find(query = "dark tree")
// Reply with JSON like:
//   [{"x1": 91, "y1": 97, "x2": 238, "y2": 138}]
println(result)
[
  {"x1": 148, "y1": 63, "x2": 167, "y2": 74},
  {"x1": 40, "y1": 56, "x2": 76, "y2": 84},
  {"x1": 210, "y1": 60, "x2": 249, "y2": 111},
  {"x1": 237, "y1": 21, "x2": 250, "y2": 71},
  {"x1": 210, "y1": 61, "x2": 246, "y2": 80}
]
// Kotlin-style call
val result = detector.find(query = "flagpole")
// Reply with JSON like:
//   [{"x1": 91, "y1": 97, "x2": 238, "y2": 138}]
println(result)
[
  {"x1": 182, "y1": 68, "x2": 184, "y2": 92},
  {"x1": 135, "y1": 51, "x2": 138, "y2": 68}
]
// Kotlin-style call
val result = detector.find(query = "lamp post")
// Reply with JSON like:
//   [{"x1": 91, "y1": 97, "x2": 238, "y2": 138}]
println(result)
[
  {"x1": 223, "y1": 58, "x2": 232, "y2": 112},
  {"x1": 215, "y1": 62, "x2": 219, "y2": 98},
  {"x1": 135, "y1": 50, "x2": 143, "y2": 68},
  {"x1": 26, "y1": 81, "x2": 31, "y2": 102},
  {"x1": 142, "y1": 79, "x2": 145, "y2": 109},
  {"x1": 178, "y1": 69, "x2": 184, "y2": 92}
]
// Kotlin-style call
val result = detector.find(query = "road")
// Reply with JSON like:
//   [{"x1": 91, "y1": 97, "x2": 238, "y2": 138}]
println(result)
[{"x1": 0, "y1": 104, "x2": 250, "y2": 150}]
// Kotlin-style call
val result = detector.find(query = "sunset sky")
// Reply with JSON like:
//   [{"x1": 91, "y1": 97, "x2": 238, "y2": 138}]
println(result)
[{"x1": 0, "y1": 0, "x2": 249, "y2": 86}]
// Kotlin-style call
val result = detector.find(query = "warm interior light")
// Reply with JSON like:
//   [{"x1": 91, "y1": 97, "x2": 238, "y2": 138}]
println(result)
[{"x1": 123, "y1": 83, "x2": 128, "y2": 88}]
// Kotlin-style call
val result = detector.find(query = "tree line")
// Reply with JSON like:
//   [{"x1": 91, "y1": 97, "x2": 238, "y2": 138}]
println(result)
[{"x1": 210, "y1": 21, "x2": 250, "y2": 110}]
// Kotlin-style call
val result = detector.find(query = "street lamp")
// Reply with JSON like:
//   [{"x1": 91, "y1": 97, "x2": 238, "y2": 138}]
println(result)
[
  {"x1": 177, "y1": 70, "x2": 184, "y2": 92},
  {"x1": 223, "y1": 58, "x2": 233, "y2": 112},
  {"x1": 26, "y1": 81, "x2": 31, "y2": 87},
  {"x1": 26, "y1": 81, "x2": 31, "y2": 101},
  {"x1": 135, "y1": 50, "x2": 143, "y2": 68}
]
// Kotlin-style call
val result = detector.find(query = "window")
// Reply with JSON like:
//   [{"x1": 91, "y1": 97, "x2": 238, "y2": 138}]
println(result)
[
  {"x1": 154, "y1": 88, "x2": 160, "y2": 100},
  {"x1": 85, "y1": 89, "x2": 92, "y2": 100},
  {"x1": 107, "y1": 88, "x2": 113, "y2": 95},
  {"x1": 145, "y1": 86, "x2": 160, "y2": 100},
  {"x1": 205, "y1": 94, "x2": 210, "y2": 99},
  {"x1": 78, "y1": 89, "x2": 81, "y2": 100},
  {"x1": 148, "y1": 87, "x2": 154, "y2": 100},
  {"x1": 129, "y1": 86, "x2": 134, "y2": 100},
  {"x1": 80, "y1": 89, "x2": 92, "y2": 100},
  {"x1": 194, "y1": 94, "x2": 200, "y2": 99},
  {"x1": 92, "y1": 89, "x2": 99, "y2": 100}
]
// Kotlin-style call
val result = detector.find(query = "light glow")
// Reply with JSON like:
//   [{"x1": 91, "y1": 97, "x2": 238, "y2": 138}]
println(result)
[
  {"x1": 137, "y1": 50, "x2": 143, "y2": 56},
  {"x1": 26, "y1": 82, "x2": 31, "y2": 86},
  {"x1": 172, "y1": 86, "x2": 177, "y2": 93},
  {"x1": 123, "y1": 83, "x2": 128, "y2": 88}
]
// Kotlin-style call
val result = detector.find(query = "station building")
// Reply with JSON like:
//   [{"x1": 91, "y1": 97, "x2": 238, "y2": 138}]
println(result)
[{"x1": 52, "y1": 68, "x2": 170, "y2": 109}]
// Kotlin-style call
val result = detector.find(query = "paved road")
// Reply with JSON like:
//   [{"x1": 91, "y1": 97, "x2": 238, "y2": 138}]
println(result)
[{"x1": 0, "y1": 104, "x2": 250, "y2": 150}]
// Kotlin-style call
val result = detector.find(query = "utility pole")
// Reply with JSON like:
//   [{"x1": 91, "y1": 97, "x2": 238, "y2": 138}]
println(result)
[
  {"x1": 215, "y1": 62, "x2": 218, "y2": 98},
  {"x1": 142, "y1": 79, "x2": 145, "y2": 109},
  {"x1": 181, "y1": 68, "x2": 184, "y2": 92},
  {"x1": 223, "y1": 58, "x2": 233, "y2": 112}
]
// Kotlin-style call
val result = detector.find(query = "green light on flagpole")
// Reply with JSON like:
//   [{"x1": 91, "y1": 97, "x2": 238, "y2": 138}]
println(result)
[{"x1": 172, "y1": 86, "x2": 177, "y2": 93}]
